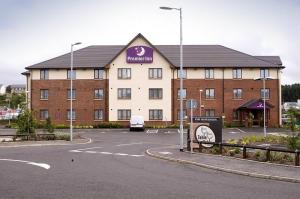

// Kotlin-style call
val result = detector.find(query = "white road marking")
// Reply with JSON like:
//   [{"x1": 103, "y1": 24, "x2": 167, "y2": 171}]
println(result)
[
  {"x1": 0, "y1": 158, "x2": 50, "y2": 170},
  {"x1": 116, "y1": 142, "x2": 143, "y2": 147},
  {"x1": 146, "y1": 129, "x2": 158, "y2": 134},
  {"x1": 228, "y1": 131, "x2": 240, "y2": 134},
  {"x1": 114, "y1": 153, "x2": 128, "y2": 156},
  {"x1": 130, "y1": 155, "x2": 145, "y2": 157},
  {"x1": 158, "y1": 151, "x2": 173, "y2": 155},
  {"x1": 69, "y1": 150, "x2": 81, "y2": 153},
  {"x1": 69, "y1": 146, "x2": 102, "y2": 152},
  {"x1": 164, "y1": 131, "x2": 176, "y2": 134},
  {"x1": 121, "y1": 131, "x2": 128, "y2": 134},
  {"x1": 101, "y1": 152, "x2": 113, "y2": 155},
  {"x1": 85, "y1": 151, "x2": 97, "y2": 153},
  {"x1": 177, "y1": 130, "x2": 188, "y2": 134}
]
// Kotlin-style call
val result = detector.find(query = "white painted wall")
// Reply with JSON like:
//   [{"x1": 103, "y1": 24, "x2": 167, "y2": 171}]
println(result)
[
  {"x1": 32, "y1": 69, "x2": 106, "y2": 80},
  {"x1": 108, "y1": 37, "x2": 173, "y2": 121}
]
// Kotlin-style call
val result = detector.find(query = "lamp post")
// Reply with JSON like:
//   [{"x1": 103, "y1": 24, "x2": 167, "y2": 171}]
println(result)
[
  {"x1": 199, "y1": 89, "x2": 203, "y2": 116},
  {"x1": 70, "y1": 42, "x2": 81, "y2": 142},
  {"x1": 160, "y1": 6, "x2": 184, "y2": 151},
  {"x1": 254, "y1": 76, "x2": 273, "y2": 137}
]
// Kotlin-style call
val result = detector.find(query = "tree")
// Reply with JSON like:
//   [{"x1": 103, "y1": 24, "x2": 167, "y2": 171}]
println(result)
[
  {"x1": 286, "y1": 108, "x2": 300, "y2": 132},
  {"x1": 282, "y1": 83, "x2": 300, "y2": 102},
  {"x1": 10, "y1": 93, "x2": 26, "y2": 109},
  {"x1": 16, "y1": 109, "x2": 36, "y2": 135},
  {"x1": 45, "y1": 117, "x2": 54, "y2": 133}
]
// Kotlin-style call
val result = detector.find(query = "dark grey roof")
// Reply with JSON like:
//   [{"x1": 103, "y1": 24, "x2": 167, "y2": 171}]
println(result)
[
  {"x1": 26, "y1": 44, "x2": 283, "y2": 69},
  {"x1": 254, "y1": 56, "x2": 282, "y2": 66},
  {"x1": 10, "y1": 84, "x2": 26, "y2": 88}
]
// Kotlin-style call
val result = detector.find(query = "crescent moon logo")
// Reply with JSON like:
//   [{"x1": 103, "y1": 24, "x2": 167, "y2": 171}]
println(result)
[{"x1": 136, "y1": 47, "x2": 146, "y2": 57}]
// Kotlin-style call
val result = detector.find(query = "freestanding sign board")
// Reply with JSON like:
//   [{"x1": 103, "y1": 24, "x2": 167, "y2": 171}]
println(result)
[{"x1": 191, "y1": 116, "x2": 222, "y2": 148}]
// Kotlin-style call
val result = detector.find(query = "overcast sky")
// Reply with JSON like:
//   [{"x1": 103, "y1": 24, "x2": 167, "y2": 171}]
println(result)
[{"x1": 0, "y1": 0, "x2": 299, "y2": 85}]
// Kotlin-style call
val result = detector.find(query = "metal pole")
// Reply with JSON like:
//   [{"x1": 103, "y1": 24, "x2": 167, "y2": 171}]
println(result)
[
  {"x1": 70, "y1": 44, "x2": 73, "y2": 142},
  {"x1": 263, "y1": 78, "x2": 266, "y2": 137},
  {"x1": 179, "y1": 8, "x2": 184, "y2": 152},
  {"x1": 190, "y1": 103, "x2": 193, "y2": 153},
  {"x1": 199, "y1": 90, "x2": 202, "y2": 116}
]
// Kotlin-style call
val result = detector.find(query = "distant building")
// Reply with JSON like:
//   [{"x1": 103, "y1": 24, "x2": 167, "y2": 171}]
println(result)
[
  {"x1": 9, "y1": 84, "x2": 26, "y2": 94},
  {"x1": 283, "y1": 102, "x2": 300, "y2": 111},
  {"x1": 0, "y1": 84, "x2": 6, "y2": 95}
]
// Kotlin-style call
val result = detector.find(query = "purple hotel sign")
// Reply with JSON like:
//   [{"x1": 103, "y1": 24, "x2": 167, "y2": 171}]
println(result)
[{"x1": 126, "y1": 46, "x2": 153, "y2": 63}]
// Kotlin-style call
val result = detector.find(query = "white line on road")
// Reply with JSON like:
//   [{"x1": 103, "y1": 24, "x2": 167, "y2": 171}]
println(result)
[
  {"x1": 70, "y1": 146, "x2": 103, "y2": 152},
  {"x1": 116, "y1": 142, "x2": 143, "y2": 147},
  {"x1": 0, "y1": 158, "x2": 50, "y2": 170},
  {"x1": 101, "y1": 152, "x2": 113, "y2": 155},
  {"x1": 114, "y1": 153, "x2": 128, "y2": 156}
]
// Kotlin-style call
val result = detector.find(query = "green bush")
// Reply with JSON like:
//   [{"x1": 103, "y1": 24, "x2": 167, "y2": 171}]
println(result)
[
  {"x1": 287, "y1": 133, "x2": 300, "y2": 150},
  {"x1": 16, "y1": 109, "x2": 36, "y2": 135},
  {"x1": 45, "y1": 117, "x2": 54, "y2": 133},
  {"x1": 54, "y1": 124, "x2": 69, "y2": 129},
  {"x1": 93, "y1": 122, "x2": 123, "y2": 128},
  {"x1": 55, "y1": 134, "x2": 70, "y2": 141}
]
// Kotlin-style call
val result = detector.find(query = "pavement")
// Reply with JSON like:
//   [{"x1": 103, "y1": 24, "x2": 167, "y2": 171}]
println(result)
[{"x1": 147, "y1": 145, "x2": 300, "y2": 183}]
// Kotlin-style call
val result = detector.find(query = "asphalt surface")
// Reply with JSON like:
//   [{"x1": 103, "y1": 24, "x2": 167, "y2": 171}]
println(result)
[{"x1": 0, "y1": 129, "x2": 299, "y2": 199}]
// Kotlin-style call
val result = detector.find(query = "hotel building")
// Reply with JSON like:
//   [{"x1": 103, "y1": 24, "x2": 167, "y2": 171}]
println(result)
[{"x1": 23, "y1": 34, "x2": 284, "y2": 127}]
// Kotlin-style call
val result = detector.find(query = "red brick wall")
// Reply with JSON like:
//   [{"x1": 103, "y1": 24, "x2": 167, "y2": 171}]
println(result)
[
  {"x1": 31, "y1": 79, "x2": 108, "y2": 125},
  {"x1": 172, "y1": 79, "x2": 280, "y2": 127}
]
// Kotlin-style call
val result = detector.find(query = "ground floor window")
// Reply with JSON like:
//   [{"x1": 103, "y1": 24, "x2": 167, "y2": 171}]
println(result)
[
  {"x1": 67, "y1": 109, "x2": 76, "y2": 120},
  {"x1": 94, "y1": 109, "x2": 103, "y2": 120},
  {"x1": 149, "y1": 109, "x2": 163, "y2": 120},
  {"x1": 233, "y1": 110, "x2": 240, "y2": 120},
  {"x1": 40, "y1": 109, "x2": 49, "y2": 120},
  {"x1": 205, "y1": 109, "x2": 215, "y2": 117},
  {"x1": 118, "y1": 109, "x2": 131, "y2": 120}
]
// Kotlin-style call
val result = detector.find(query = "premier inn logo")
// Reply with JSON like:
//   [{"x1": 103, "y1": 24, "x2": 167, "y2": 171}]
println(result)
[{"x1": 126, "y1": 46, "x2": 153, "y2": 63}]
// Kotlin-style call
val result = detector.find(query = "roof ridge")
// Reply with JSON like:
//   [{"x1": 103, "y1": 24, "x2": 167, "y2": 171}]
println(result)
[{"x1": 219, "y1": 45, "x2": 277, "y2": 67}]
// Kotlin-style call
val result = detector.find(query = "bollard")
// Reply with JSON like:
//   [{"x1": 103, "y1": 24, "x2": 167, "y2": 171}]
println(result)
[
  {"x1": 243, "y1": 146, "x2": 247, "y2": 159},
  {"x1": 199, "y1": 142, "x2": 202, "y2": 153},
  {"x1": 295, "y1": 149, "x2": 299, "y2": 166},
  {"x1": 219, "y1": 142, "x2": 222, "y2": 154},
  {"x1": 187, "y1": 129, "x2": 191, "y2": 151},
  {"x1": 266, "y1": 147, "x2": 270, "y2": 162}
]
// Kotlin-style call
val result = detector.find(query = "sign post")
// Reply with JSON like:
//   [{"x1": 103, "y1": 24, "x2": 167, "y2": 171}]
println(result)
[{"x1": 186, "y1": 99, "x2": 198, "y2": 153}]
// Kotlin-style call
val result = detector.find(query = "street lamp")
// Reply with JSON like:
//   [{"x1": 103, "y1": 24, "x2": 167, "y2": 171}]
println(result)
[
  {"x1": 254, "y1": 76, "x2": 273, "y2": 137},
  {"x1": 70, "y1": 42, "x2": 81, "y2": 142},
  {"x1": 160, "y1": 6, "x2": 184, "y2": 151},
  {"x1": 199, "y1": 89, "x2": 203, "y2": 116}
]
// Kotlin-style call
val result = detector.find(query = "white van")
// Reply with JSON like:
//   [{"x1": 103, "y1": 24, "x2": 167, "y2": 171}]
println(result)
[{"x1": 130, "y1": 115, "x2": 145, "y2": 131}]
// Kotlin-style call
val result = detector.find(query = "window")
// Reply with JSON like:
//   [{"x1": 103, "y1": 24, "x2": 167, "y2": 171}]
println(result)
[
  {"x1": 260, "y1": 68, "x2": 269, "y2": 78},
  {"x1": 94, "y1": 69, "x2": 104, "y2": 79},
  {"x1": 149, "y1": 68, "x2": 162, "y2": 79},
  {"x1": 177, "y1": 88, "x2": 187, "y2": 99},
  {"x1": 233, "y1": 110, "x2": 240, "y2": 120},
  {"x1": 233, "y1": 88, "x2": 242, "y2": 99},
  {"x1": 94, "y1": 109, "x2": 103, "y2": 120},
  {"x1": 205, "y1": 68, "x2": 214, "y2": 79},
  {"x1": 67, "y1": 69, "x2": 76, "y2": 79},
  {"x1": 205, "y1": 89, "x2": 215, "y2": 99},
  {"x1": 233, "y1": 68, "x2": 242, "y2": 79},
  {"x1": 40, "y1": 109, "x2": 49, "y2": 120},
  {"x1": 118, "y1": 109, "x2": 131, "y2": 120},
  {"x1": 94, "y1": 89, "x2": 104, "y2": 99},
  {"x1": 67, "y1": 109, "x2": 76, "y2": 120},
  {"x1": 149, "y1": 109, "x2": 163, "y2": 120},
  {"x1": 118, "y1": 68, "x2": 131, "y2": 79},
  {"x1": 205, "y1": 109, "x2": 215, "y2": 117},
  {"x1": 40, "y1": 69, "x2": 49, "y2": 80},
  {"x1": 149, "y1": 88, "x2": 163, "y2": 99},
  {"x1": 67, "y1": 89, "x2": 76, "y2": 99},
  {"x1": 118, "y1": 88, "x2": 131, "y2": 99},
  {"x1": 177, "y1": 69, "x2": 187, "y2": 79},
  {"x1": 260, "y1": 88, "x2": 270, "y2": 99},
  {"x1": 40, "y1": 89, "x2": 49, "y2": 100},
  {"x1": 177, "y1": 109, "x2": 187, "y2": 120}
]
